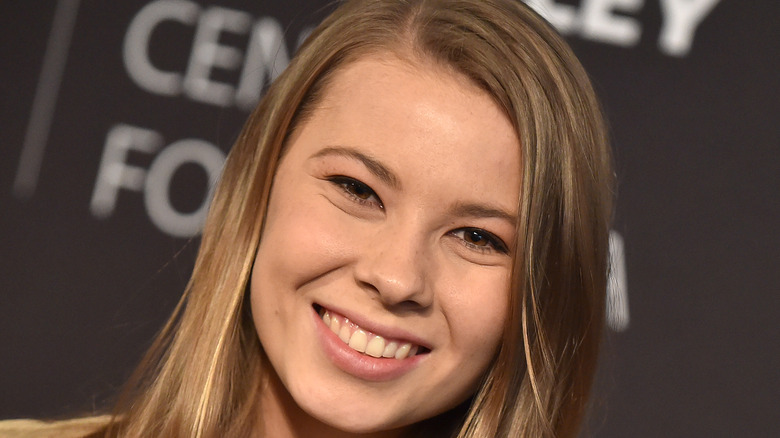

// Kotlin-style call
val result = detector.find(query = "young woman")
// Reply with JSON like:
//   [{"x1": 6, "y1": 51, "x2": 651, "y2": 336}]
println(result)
[{"x1": 2, "y1": 0, "x2": 613, "y2": 436}]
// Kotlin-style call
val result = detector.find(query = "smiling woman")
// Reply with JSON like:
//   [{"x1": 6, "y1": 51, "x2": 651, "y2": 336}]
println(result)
[
  {"x1": 2, "y1": 0, "x2": 613, "y2": 437},
  {"x1": 250, "y1": 54, "x2": 521, "y2": 435}
]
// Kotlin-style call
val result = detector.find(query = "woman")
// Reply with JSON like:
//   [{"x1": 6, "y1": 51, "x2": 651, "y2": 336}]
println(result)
[{"x1": 2, "y1": 0, "x2": 613, "y2": 436}]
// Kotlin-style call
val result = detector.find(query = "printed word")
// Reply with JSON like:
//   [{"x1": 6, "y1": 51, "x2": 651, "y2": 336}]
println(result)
[
  {"x1": 123, "y1": 0, "x2": 308, "y2": 109},
  {"x1": 524, "y1": 0, "x2": 721, "y2": 56},
  {"x1": 90, "y1": 124, "x2": 226, "y2": 237}
]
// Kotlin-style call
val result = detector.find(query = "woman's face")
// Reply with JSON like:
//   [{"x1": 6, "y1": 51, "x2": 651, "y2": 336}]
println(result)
[{"x1": 250, "y1": 53, "x2": 521, "y2": 435}]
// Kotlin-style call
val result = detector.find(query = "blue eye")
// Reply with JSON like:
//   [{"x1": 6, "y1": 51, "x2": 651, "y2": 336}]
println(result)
[
  {"x1": 328, "y1": 176, "x2": 383, "y2": 208},
  {"x1": 451, "y1": 228, "x2": 509, "y2": 254}
]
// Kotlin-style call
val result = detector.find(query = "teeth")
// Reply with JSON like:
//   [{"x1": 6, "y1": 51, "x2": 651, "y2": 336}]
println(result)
[
  {"x1": 394, "y1": 343, "x2": 411, "y2": 359},
  {"x1": 338, "y1": 325, "x2": 351, "y2": 343},
  {"x1": 348, "y1": 330, "x2": 368, "y2": 353},
  {"x1": 320, "y1": 309, "x2": 422, "y2": 360},
  {"x1": 365, "y1": 336, "x2": 385, "y2": 358},
  {"x1": 329, "y1": 316, "x2": 340, "y2": 335},
  {"x1": 382, "y1": 341, "x2": 398, "y2": 358}
]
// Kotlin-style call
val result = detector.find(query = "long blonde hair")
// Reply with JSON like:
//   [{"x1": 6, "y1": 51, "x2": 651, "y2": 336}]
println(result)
[{"x1": 97, "y1": 1, "x2": 613, "y2": 437}]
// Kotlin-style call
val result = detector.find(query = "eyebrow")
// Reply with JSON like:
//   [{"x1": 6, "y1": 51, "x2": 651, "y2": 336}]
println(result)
[
  {"x1": 310, "y1": 146, "x2": 401, "y2": 189},
  {"x1": 450, "y1": 202, "x2": 518, "y2": 226}
]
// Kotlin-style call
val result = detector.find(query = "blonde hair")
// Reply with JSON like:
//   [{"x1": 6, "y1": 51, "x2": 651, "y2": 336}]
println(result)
[{"x1": 96, "y1": 1, "x2": 613, "y2": 437}]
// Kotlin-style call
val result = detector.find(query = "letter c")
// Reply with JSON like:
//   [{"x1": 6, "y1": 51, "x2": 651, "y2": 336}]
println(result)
[{"x1": 123, "y1": 0, "x2": 200, "y2": 96}]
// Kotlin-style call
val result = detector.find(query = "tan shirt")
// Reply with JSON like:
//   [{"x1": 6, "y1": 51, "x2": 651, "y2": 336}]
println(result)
[{"x1": 0, "y1": 416, "x2": 110, "y2": 438}]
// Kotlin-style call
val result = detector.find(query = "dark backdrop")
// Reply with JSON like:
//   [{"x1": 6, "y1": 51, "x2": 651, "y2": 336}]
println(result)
[{"x1": 1, "y1": 1, "x2": 777, "y2": 437}]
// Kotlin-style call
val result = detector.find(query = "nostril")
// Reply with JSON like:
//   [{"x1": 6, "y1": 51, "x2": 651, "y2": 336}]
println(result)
[
  {"x1": 356, "y1": 279, "x2": 381, "y2": 296},
  {"x1": 391, "y1": 299, "x2": 429, "y2": 313}
]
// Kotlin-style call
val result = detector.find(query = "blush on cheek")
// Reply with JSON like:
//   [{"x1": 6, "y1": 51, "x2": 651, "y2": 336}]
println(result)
[{"x1": 268, "y1": 199, "x2": 359, "y2": 287}]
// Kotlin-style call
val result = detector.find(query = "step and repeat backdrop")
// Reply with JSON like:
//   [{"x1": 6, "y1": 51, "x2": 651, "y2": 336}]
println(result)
[{"x1": 1, "y1": 1, "x2": 777, "y2": 436}]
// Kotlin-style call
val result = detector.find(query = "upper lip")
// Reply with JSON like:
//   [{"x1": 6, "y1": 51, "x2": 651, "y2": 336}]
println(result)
[{"x1": 314, "y1": 302, "x2": 433, "y2": 351}]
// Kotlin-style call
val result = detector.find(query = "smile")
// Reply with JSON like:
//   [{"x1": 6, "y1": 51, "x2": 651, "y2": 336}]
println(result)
[{"x1": 317, "y1": 307, "x2": 424, "y2": 359}]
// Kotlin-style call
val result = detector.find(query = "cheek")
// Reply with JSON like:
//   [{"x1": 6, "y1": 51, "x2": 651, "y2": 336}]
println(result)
[
  {"x1": 249, "y1": 182, "x2": 356, "y2": 364},
  {"x1": 252, "y1": 184, "x2": 355, "y2": 294},
  {"x1": 443, "y1": 268, "x2": 510, "y2": 366}
]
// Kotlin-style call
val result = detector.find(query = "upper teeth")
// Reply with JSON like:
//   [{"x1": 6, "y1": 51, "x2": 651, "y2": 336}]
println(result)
[{"x1": 321, "y1": 309, "x2": 419, "y2": 359}]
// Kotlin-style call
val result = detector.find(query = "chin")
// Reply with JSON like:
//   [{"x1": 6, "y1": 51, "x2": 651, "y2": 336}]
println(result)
[{"x1": 287, "y1": 379, "x2": 414, "y2": 434}]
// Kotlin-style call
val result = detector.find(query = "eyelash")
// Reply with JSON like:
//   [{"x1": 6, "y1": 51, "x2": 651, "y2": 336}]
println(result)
[
  {"x1": 327, "y1": 176, "x2": 508, "y2": 255},
  {"x1": 328, "y1": 176, "x2": 384, "y2": 208},
  {"x1": 449, "y1": 228, "x2": 509, "y2": 254}
]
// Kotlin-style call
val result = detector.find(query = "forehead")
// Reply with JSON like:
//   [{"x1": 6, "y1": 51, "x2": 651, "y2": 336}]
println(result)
[{"x1": 296, "y1": 52, "x2": 522, "y2": 208}]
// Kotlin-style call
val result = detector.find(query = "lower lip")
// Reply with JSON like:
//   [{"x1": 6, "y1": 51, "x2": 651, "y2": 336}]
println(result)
[{"x1": 311, "y1": 307, "x2": 426, "y2": 382}]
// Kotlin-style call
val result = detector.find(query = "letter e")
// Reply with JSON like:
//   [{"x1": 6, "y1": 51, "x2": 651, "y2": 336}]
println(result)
[
  {"x1": 183, "y1": 6, "x2": 252, "y2": 107},
  {"x1": 523, "y1": 0, "x2": 578, "y2": 34}
]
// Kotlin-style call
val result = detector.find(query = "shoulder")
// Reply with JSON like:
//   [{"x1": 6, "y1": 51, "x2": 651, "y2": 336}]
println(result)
[{"x1": 0, "y1": 416, "x2": 111, "y2": 438}]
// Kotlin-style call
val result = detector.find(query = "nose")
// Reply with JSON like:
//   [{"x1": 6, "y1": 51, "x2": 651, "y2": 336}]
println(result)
[{"x1": 353, "y1": 224, "x2": 433, "y2": 309}]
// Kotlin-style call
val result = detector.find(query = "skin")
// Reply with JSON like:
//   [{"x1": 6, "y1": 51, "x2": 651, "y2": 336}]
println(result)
[{"x1": 250, "y1": 52, "x2": 522, "y2": 437}]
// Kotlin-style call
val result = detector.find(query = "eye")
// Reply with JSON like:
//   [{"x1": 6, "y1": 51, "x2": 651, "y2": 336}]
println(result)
[
  {"x1": 450, "y1": 227, "x2": 509, "y2": 254},
  {"x1": 328, "y1": 176, "x2": 384, "y2": 208}
]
